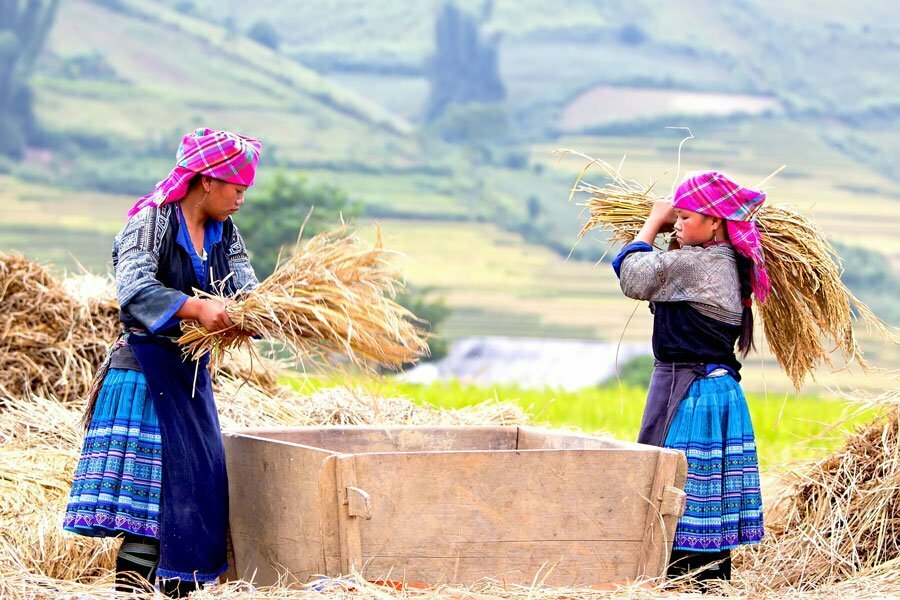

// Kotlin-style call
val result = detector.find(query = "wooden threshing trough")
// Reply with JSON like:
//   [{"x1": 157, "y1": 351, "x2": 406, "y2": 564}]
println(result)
[{"x1": 223, "y1": 426, "x2": 687, "y2": 587}]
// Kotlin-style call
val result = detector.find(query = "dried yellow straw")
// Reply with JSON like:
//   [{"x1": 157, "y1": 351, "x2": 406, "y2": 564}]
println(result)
[
  {"x1": 0, "y1": 253, "x2": 120, "y2": 404},
  {"x1": 735, "y1": 389, "x2": 900, "y2": 591},
  {"x1": 177, "y1": 226, "x2": 430, "y2": 372},
  {"x1": 556, "y1": 149, "x2": 898, "y2": 389}
]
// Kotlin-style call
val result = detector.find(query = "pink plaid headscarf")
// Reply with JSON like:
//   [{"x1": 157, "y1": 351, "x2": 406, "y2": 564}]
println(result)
[
  {"x1": 673, "y1": 171, "x2": 770, "y2": 302},
  {"x1": 128, "y1": 128, "x2": 262, "y2": 219}
]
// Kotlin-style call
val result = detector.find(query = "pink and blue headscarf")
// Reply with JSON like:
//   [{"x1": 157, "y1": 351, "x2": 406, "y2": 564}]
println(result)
[
  {"x1": 673, "y1": 171, "x2": 771, "y2": 302},
  {"x1": 128, "y1": 128, "x2": 262, "y2": 219}
]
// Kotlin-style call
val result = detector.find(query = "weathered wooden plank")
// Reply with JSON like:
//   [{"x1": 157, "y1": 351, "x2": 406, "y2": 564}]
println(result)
[
  {"x1": 318, "y1": 455, "x2": 341, "y2": 565},
  {"x1": 223, "y1": 433, "x2": 333, "y2": 585},
  {"x1": 516, "y1": 426, "x2": 647, "y2": 451},
  {"x1": 336, "y1": 456, "x2": 364, "y2": 573},
  {"x1": 635, "y1": 449, "x2": 682, "y2": 579},
  {"x1": 343, "y1": 449, "x2": 655, "y2": 584},
  {"x1": 229, "y1": 426, "x2": 518, "y2": 453},
  {"x1": 327, "y1": 540, "x2": 642, "y2": 586},
  {"x1": 662, "y1": 450, "x2": 689, "y2": 572}
]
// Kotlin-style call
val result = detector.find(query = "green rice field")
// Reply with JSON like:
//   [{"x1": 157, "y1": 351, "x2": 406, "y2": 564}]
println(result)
[{"x1": 285, "y1": 376, "x2": 879, "y2": 469}]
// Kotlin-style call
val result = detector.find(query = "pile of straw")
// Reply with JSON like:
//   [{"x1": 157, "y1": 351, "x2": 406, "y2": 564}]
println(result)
[
  {"x1": 179, "y1": 227, "x2": 430, "y2": 372},
  {"x1": 556, "y1": 150, "x2": 898, "y2": 388},
  {"x1": 213, "y1": 348, "x2": 284, "y2": 396},
  {"x1": 734, "y1": 390, "x2": 900, "y2": 592},
  {"x1": 0, "y1": 253, "x2": 119, "y2": 403}
]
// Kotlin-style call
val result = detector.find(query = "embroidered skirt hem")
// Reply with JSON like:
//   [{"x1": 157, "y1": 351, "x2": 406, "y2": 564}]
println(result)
[{"x1": 63, "y1": 369, "x2": 162, "y2": 540}]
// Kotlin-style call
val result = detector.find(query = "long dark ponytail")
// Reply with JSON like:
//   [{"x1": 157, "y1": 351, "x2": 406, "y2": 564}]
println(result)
[{"x1": 735, "y1": 253, "x2": 755, "y2": 356}]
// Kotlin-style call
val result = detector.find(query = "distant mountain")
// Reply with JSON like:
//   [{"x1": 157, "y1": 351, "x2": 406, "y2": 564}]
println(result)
[
  {"x1": 151, "y1": 0, "x2": 900, "y2": 118},
  {"x1": 36, "y1": 0, "x2": 415, "y2": 170}
]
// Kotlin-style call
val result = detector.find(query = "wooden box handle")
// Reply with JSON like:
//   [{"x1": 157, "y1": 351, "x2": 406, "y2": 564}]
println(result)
[
  {"x1": 345, "y1": 486, "x2": 372, "y2": 520},
  {"x1": 660, "y1": 485, "x2": 686, "y2": 518}
]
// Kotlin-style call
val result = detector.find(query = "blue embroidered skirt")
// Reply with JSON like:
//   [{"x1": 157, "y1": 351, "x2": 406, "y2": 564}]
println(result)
[
  {"x1": 663, "y1": 374, "x2": 764, "y2": 552},
  {"x1": 63, "y1": 369, "x2": 162, "y2": 539}
]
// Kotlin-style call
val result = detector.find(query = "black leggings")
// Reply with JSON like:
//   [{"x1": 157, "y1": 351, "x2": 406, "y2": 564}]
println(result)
[
  {"x1": 668, "y1": 549, "x2": 732, "y2": 582},
  {"x1": 115, "y1": 534, "x2": 199, "y2": 597}
]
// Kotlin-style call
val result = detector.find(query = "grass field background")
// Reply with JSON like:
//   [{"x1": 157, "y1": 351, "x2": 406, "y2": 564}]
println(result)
[{"x1": 284, "y1": 375, "x2": 879, "y2": 469}]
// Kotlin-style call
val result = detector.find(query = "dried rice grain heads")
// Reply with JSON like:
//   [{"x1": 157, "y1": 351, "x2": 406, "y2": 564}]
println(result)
[
  {"x1": 178, "y1": 227, "x2": 431, "y2": 372},
  {"x1": 557, "y1": 150, "x2": 899, "y2": 389}
]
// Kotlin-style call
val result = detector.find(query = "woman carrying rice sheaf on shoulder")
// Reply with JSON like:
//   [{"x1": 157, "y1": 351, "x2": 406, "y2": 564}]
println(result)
[
  {"x1": 611, "y1": 171, "x2": 767, "y2": 584},
  {"x1": 63, "y1": 128, "x2": 262, "y2": 596}
]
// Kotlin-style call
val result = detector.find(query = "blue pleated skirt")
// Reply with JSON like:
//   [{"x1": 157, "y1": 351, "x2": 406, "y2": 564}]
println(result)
[
  {"x1": 63, "y1": 368, "x2": 162, "y2": 538},
  {"x1": 663, "y1": 374, "x2": 764, "y2": 552}
]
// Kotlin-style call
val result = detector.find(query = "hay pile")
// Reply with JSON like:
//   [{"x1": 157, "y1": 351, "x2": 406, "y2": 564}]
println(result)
[
  {"x1": 1, "y1": 225, "x2": 430, "y2": 409},
  {"x1": 179, "y1": 227, "x2": 430, "y2": 372},
  {"x1": 0, "y1": 253, "x2": 119, "y2": 403},
  {"x1": 212, "y1": 348, "x2": 284, "y2": 395},
  {"x1": 733, "y1": 390, "x2": 900, "y2": 592},
  {"x1": 556, "y1": 150, "x2": 898, "y2": 388}
]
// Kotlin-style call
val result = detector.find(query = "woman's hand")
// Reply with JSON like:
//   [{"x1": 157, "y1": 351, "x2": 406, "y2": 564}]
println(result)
[
  {"x1": 648, "y1": 201, "x2": 677, "y2": 233},
  {"x1": 196, "y1": 299, "x2": 234, "y2": 332},
  {"x1": 633, "y1": 201, "x2": 677, "y2": 245}
]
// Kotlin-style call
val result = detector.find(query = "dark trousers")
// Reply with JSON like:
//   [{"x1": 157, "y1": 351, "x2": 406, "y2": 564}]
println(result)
[
  {"x1": 115, "y1": 534, "x2": 199, "y2": 597},
  {"x1": 668, "y1": 549, "x2": 732, "y2": 582}
]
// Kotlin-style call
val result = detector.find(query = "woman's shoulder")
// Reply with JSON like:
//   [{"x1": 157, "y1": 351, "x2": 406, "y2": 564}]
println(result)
[{"x1": 114, "y1": 204, "x2": 175, "y2": 256}]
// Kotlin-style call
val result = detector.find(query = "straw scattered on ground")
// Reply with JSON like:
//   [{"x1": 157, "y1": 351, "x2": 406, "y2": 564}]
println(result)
[
  {"x1": 179, "y1": 227, "x2": 430, "y2": 373},
  {"x1": 215, "y1": 376, "x2": 529, "y2": 429},
  {"x1": 555, "y1": 149, "x2": 898, "y2": 388},
  {"x1": 6, "y1": 384, "x2": 900, "y2": 599}
]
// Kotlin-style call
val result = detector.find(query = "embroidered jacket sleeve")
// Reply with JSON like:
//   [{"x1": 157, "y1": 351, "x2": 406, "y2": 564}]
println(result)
[
  {"x1": 113, "y1": 206, "x2": 189, "y2": 333},
  {"x1": 618, "y1": 245, "x2": 743, "y2": 325},
  {"x1": 227, "y1": 221, "x2": 259, "y2": 293}
]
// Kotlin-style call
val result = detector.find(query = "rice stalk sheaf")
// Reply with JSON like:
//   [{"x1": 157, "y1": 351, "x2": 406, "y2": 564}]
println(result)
[{"x1": 178, "y1": 226, "x2": 431, "y2": 373}]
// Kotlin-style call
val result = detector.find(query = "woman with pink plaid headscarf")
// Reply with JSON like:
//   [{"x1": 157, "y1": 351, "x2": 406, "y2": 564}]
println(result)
[
  {"x1": 65, "y1": 128, "x2": 263, "y2": 597},
  {"x1": 611, "y1": 170, "x2": 768, "y2": 585}
]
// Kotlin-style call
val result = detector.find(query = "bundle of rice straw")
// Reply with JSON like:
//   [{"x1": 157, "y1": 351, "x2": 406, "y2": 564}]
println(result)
[
  {"x1": 556, "y1": 150, "x2": 898, "y2": 388},
  {"x1": 0, "y1": 253, "x2": 119, "y2": 403},
  {"x1": 179, "y1": 227, "x2": 430, "y2": 372}
]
